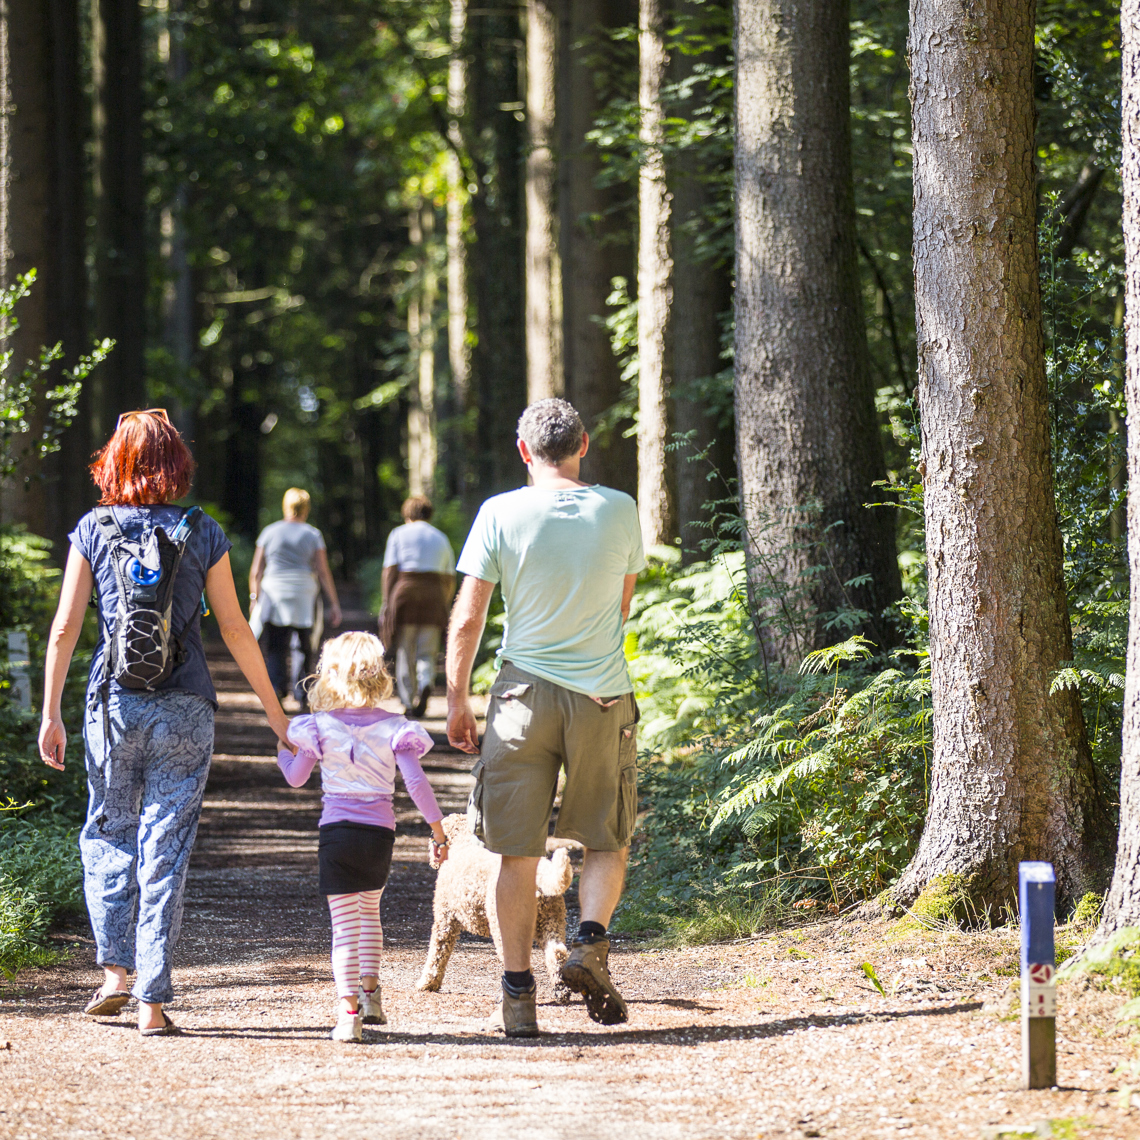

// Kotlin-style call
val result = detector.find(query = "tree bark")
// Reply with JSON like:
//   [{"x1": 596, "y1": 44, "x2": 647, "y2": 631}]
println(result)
[
  {"x1": 558, "y1": 0, "x2": 637, "y2": 494},
  {"x1": 525, "y1": 0, "x2": 562, "y2": 404},
  {"x1": 671, "y1": 0, "x2": 732, "y2": 564},
  {"x1": 5, "y1": 0, "x2": 53, "y2": 532},
  {"x1": 892, "y1": 0, "x2": 1110, "y2": 913},
  {"x1": 469, "y1": 3, "x2": 528, "y2": 498},
  {"x1": 733, "y1": 0, "x2": 900, "y2": 668},
  {"x1": 636, "y1": 0, "x2": 674, "y2": 547},
  {"x1": 2, "y1": 0, "x2": 88, "y2": 547},
  {"x1": 45, "y1": 0, "x2": 91, "y2": 546},
  {"x1": 407, "y1": 205, "x2": 438, "y2": 498},
  {"x1": 160, "y1": 0, "x2": 194, "y2": 443},
  {"x1": 446, "y1": 0, "x2": 471, "y2": 498},
  {"x1": 93, "y1": 0, "x2": 147, "y2": 430},
  {"x1": 1097, "y1": 0, "x2": 1140, "y2": 937}
]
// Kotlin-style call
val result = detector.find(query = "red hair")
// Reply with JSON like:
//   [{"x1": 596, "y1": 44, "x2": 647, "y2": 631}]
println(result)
[{"x1": 90, "y1": 412, "x2": 196, "y2": 505}]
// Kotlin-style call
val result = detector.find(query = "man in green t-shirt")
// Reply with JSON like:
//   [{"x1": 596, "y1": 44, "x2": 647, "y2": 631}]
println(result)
[{"x1": 447, "y1": 398, "x2": 646, "y2": 1037}]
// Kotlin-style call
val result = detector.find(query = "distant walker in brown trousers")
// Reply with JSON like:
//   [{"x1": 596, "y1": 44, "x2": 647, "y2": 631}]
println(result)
[{"x1": 379, "y1": 496, "x2": 456, "y2": 717}]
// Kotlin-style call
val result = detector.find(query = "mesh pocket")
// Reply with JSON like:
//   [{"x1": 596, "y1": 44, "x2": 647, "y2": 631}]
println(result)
[{"x1": 114, "y1": 608, "x2": 172, "y2": 689}]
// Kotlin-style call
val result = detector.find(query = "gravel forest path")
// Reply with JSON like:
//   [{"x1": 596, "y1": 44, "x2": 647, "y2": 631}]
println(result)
[{"x1": 2, "y1": 627, "x2": 1140, "y2": 1139}]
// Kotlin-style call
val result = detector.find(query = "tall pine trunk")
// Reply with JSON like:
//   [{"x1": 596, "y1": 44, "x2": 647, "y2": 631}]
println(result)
[
  {"x1": 445, "y1": 0, "x2": 471, "y2": 501},
  {"x1": 1097, "y1": 0, "x2": 1140, "y2": 937},
  {"x1": 6, "y1": 0, "x2": 54, "y2": 532},
  {"x1": 525, "y1": 0, "x2": 562, "y2": 403},
  {"x1": 636, "y1": 0, "x2": 674, "y2": 547},
  {"x1": 733, "y1": 0, "x2": 900, "y2": 666},
  {"x1": 559, "y1": 0, "x2": 637, "y2": 494},
  {"x1": 2, "y1": 0, "x2": 88, "y2": 546},
  {"x1": 469, "y1": 4, "x2": 527, "y2": 498},
  {"x1": 672, "y1": 0, "x2": 732, "y2": 563},
  {"x1": 892, "y1": 0, "x2": 1109, "y2": 912},
  {"x1": 407, "y1": 205, "x2": 438, "y2": 498},
  {"x1": 93, "y1": 0, "x2": 146, "y2": 429}
]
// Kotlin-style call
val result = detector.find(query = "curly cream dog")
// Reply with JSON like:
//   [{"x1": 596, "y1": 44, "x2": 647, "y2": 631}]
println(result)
[{"x1": 417, "y1": 813, "x2": 574, "y2": 999}]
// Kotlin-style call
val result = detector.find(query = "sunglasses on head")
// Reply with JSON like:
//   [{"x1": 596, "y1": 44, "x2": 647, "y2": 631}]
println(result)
[{"x1": 116, "y1": 408, "x2": 171, "y2": 430}]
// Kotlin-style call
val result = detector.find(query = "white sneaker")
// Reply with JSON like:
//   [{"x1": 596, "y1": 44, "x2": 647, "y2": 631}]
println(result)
[
  {"x1": 358, "y1": 987, "x2": 387, "y2": 1025},
  {"x1": 330, "y1": 1011, "x2": 362, "y2": 1042}
]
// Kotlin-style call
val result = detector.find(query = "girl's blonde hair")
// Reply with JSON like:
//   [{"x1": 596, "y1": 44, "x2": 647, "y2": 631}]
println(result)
[{"x1": 305, "y1": 631, "x2": 393, "y2": 711}]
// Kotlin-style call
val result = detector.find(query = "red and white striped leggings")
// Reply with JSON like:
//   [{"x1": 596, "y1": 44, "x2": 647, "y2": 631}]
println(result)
[{"x1": 327, "y1": 891, "x2": 383, "y2": 998}]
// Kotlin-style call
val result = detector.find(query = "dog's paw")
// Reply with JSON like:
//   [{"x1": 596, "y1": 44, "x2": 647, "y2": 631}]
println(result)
[
  {"x1": 552, "y1": 981, "x2": 574, "y2": 1005},
  {"x1": 415, "y1": 977, "x2": 442, "y2": 993}
]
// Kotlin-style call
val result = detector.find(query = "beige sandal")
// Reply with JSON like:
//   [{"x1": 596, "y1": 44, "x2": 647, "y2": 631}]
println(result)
[
  {"x1": 138, "y1": 1011, "x2": 180, "y2": 1037},
  {"x1": 83, "y1": 989, "x2": 131, "y2": 1017}
]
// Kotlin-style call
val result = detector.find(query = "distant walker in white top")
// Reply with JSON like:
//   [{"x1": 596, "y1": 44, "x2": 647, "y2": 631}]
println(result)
[{"x1": 379, "y1": 495, "x2": 456, "y2": 717}]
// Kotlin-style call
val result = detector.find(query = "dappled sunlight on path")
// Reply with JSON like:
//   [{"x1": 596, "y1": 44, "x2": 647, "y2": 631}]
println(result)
[{"x1": 1, "y1": 651, "x2": 1138, "y2": 1139}]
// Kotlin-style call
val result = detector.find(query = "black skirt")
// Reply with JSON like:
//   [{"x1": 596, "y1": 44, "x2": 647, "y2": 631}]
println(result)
[{"x1": 318, "y1": 822, "x2": 395, "y2": 895}]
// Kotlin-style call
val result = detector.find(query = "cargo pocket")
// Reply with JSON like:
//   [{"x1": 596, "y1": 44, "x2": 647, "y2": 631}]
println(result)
[
  {"x1": 616, "y1": 720, "x2": 638, "y2": 842},
  {"x1": 488, "y1": 680, "x2": 533, "y2": 738},
  {"x1": 467, "y1": 757, "x2": 487, "y2": 841}
]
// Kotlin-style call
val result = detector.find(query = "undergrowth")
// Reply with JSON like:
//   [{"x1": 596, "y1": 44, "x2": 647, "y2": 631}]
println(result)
[{"x1": 0, "y1": 526, "x2": 90, "y2": 975}]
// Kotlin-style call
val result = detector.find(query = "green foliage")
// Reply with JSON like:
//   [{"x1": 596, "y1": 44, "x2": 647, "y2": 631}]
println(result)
[
  {"x1": 617, "y1": 543, "x2": 932, "y2": 935},
  {"x1": 0, "y1": 507, "x2": 90, "y2": 973},
  {"x1": 893, "y1": 872, "x2": 979, "y2": 933},
  {"x1": 1058, "y1": 927, "x2": 1140, "y2": 1000},
  {"x1": 1072, "y1": 891, "x2": 1104, "y2": 930},
  {"x1": 0, "y1": 811, "x2": 82, "y2": 974},
  {"x1": 0, "y1": 272, "x2": 110, "y2": 499}
]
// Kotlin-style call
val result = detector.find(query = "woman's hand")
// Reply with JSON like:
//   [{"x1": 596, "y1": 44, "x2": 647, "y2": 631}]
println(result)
[
  {"x1": 328, "y1": 601, "x2": 342, "y2": 628},
  {"x1": 38, "y1": 717, "x2": 67, "y2": 771},
  {"x1": 268, "y1": 709, "x2": 293, "y2": 750}
]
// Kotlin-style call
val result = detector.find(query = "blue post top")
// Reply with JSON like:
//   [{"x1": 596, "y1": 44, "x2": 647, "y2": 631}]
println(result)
[{"x1": 1020, "y1": 861, "x2": 1055, "y2": 966}]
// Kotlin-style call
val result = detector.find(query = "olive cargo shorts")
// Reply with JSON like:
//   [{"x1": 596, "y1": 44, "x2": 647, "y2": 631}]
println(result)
[{"x1": 469, "y1": 661, "x2": 638, "y2": 858}]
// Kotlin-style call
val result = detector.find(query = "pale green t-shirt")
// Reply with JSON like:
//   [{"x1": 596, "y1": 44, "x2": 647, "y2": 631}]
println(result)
[{"x1": 457, "y1": 484, "x2": 646, "y2": 697}]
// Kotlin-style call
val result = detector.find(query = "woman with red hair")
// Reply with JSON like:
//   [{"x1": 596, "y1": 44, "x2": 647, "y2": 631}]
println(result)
[{"x1": 37, "y1": 410, "x2": 290, "y2": 1036}]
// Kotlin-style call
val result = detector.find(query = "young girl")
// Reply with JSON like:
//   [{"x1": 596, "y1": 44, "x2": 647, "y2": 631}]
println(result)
[{"x1": 277, "y1": 631, "x2": 448, "y2": 1042}]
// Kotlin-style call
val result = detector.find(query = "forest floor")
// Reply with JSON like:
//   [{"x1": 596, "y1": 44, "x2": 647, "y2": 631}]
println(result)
[{"x1": 2, "y1": 634, "x2": 1139, "y2": 1139}]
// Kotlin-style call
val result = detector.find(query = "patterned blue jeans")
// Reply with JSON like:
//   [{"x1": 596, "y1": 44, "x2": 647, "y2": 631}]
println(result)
[{"x1": 81, "y1": 690, "x2": 214, "y2": 1004}]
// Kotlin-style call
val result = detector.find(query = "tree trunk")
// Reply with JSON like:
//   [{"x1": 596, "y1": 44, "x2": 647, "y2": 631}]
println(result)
[
  {"x1": 671, "y1": 0, "x2": 732, "y2": 564},
  {"x1": 469, "y1": 3, "x2": 528, "y2": 498},
  {"x1": 1097, "y1": 0, "x2": 1140, "y2": 937},
  {"x1": 892, "y1": 0, "x2": 1110, "y2": 913},
  {"x1": 5, "y1": 0, "x2": 53, "y2": 532},
  {"x1": 93, "y1": 0, "x2": 147, "y2": 430},
  {"x1": 407, "y1": 206, "x2": 438, "y2": 498},
  {"x1": 636, "y1": 0, "x2": 674, "y2": 548},
  {"x1": 525, "y1": 0, "x2": 562, "y2": 403},
  {"x1": 160, "y1": 0, "x2": 194, "y2": 443},
  {"x1": 732, "y1": 0, "x2": 900, "y2": 666},
  {"x1": 45, "y1": 0, "x2": 90, "y2": 547},
  {"x1": 558, "y1": 0, "x2": 637, "y2": 494},
  {"x1": 445, "y1": 0, "x2": 471, "y2": 501},
  {"x1": 2, "y1": 0, "x2": 90, "y2": 546}
]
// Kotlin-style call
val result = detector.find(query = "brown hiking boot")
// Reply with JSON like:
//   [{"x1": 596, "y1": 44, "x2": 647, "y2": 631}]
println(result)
[
  {"x1": 487, "y1": 980, "x2": 540, "y2": 1037},
  {"x1": 560, "y1": 938, "x2": 628, "y2": 1025}
]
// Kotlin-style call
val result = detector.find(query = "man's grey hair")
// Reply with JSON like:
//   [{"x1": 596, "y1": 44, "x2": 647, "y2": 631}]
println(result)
[{"x1": 517, "y1": 398, "x2": 585, "y2": 464}]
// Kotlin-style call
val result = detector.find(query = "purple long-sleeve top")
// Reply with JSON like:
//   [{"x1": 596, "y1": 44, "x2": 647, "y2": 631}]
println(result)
[{"x1": 276, "y1": 707, "x2": 443, "y2": 830}]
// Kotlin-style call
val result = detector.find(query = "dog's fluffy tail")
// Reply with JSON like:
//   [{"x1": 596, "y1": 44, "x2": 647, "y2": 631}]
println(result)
[{"x1": 535, "y1": 847, "x2": 573, "y2": 897}]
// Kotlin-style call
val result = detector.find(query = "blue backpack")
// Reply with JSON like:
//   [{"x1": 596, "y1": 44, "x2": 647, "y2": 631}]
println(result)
[{"x1": 93, "y1": 505, "x2": 203, "y2": 692}]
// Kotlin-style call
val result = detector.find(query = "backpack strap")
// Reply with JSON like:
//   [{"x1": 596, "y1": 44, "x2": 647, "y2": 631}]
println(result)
[
  {"x1": 93, "y1": 506, "x2": 125, "y2": 544},
  {"x1": 171, "y1": 506, "x2": 207, "y2": 659}
]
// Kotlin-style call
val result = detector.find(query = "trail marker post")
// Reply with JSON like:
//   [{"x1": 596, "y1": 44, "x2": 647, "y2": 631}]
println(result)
[
  {"x1": 1019, "y1": 861, "x2": 1056, "y2": 1089},
  {"x1": 5, "y1": 631, "x2": 31, "y2": 710}
]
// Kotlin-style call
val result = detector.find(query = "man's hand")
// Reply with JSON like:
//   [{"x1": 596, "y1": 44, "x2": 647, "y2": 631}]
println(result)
[{"x1": 447, "y1": 701, "x2": 480, "y2": 754}]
